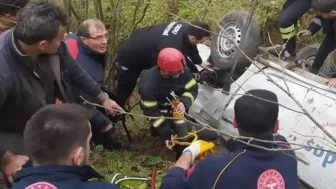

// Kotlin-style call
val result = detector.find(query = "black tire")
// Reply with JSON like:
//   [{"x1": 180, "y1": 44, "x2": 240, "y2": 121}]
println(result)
[
  {"x1": 296, "y1": 44, "x2": 335, "y2": 78},
  {"x1": 210, "y1": 10, "x2": 261, "y2": 71}
]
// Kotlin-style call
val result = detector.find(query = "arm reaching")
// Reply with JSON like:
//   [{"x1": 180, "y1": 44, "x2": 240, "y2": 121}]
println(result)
[{"x1": 179, "y1": 68, "x2": 198, "y2": 110}]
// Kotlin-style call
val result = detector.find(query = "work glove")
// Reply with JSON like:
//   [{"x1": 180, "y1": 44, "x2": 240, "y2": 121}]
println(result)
[{"x1": 182, "y1": 140, "x2": 215, "y2": 163}]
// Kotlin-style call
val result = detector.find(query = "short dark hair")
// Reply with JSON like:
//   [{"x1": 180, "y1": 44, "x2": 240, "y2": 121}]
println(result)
[
  {"x1": 13, "y1": 1, "x2": 68, "y2": 45},
  {"x1": 78, "y1": 18, "x2": 105, "y2": 37},
  {"x1": 187, "y1": 21, "x2": 211, "y2": 40},
  {"x1": 0, "y1": 0, "x2": 28, "y2": 16},
  {"x1": 234, "y1": 89, "x2": 279, "y2": 134},
  {"x1": 312, "y1": 0, "x2": 336, "y2": 13},
  {"x1": 24, "y1": 103, "x2": 92, "y2": 165}
]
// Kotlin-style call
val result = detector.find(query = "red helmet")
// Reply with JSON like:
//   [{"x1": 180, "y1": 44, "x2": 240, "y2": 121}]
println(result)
[{"x1": 157, "y1": 48, "x2": 186, "y2": 72}]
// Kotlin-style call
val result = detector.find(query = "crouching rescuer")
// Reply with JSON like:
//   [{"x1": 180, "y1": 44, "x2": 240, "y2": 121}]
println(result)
[
  {"x1": 159, "y1": 89, "x2": 299, "y2": 189},
  {"x1": 139, "y1": 47, "x2": 200, "y2": 158}
]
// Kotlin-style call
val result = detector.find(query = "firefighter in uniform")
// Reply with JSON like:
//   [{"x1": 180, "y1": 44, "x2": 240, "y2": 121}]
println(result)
[
  {"x1": 139, "y1": 48, "x2": 198, "y2": 157},
  {"x1": 311, "y1": 0, "x2": 336, "y2": 87},
  {"x1": 278, "y1": 0, "x2": 311, "y2": 62},
  {"x1": 115, "y1": 21, "x2": 211, "y2": 107},
  {"x1": 297, "y1": 14, "x2": 335, "y2": 74}
]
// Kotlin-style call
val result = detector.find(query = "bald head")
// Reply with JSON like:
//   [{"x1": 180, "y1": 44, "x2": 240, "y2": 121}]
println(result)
[{"x1": 78, "y1": 18, "x2": 105, "y2": 38}]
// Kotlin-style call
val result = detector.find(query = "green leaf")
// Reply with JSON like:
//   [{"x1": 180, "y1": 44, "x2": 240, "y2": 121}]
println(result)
[
  {"x1": 138, "y1": 183, "x2": 147, "y2": 189},
  {"x1": 145, "y1": 156, "x2": 163, "y2": 166},
  {"x1": 106, "y1": 174, "x2": 114, "y2": 183},
  {"x1": 155, "y1": 181, "x2": 162, "y2": 188},
  {"x1": 119, "y1": 180, "x2": 148, "y2": 188}
]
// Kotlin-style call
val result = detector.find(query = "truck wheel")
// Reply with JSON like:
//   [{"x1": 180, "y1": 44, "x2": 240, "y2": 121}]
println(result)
[
  {"x1": 210, "y1": 10, "x2": 261, "y2": 71},
  {"x1": 296, "y1": 44, "x2": 335, "y2": 78}
]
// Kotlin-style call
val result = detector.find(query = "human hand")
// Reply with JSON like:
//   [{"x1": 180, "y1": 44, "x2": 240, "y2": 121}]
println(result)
[
  {"x1": 297, "y1": 30, "x2": 312, "y2": 37},
  {"x1": 1, "y1": 151, "x2": 29, "y2": 184},
  {"x1": 328, "y1": 78, "x2": 336, "y2": 88},
  {"x1": 165, "y1": 135, "x2": 175, "y2": 150},
  {"x1": 200, "y1": 62, "x2": 211, "y2": 69},
  {"x1": 183, "y1": 140, "x2": 215, "y2": 162},
  {"x1": 102, "y1": 99, "x2": 125, "y2": 116},
  {"x1": 174, "y1": 102, "x2": 185, "y2": 115}
]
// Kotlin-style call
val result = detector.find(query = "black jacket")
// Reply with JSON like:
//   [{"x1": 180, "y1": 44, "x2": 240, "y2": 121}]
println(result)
[
  {"x1": 139, "y1": 66, "x2": 198, "y2": 139},
  {"x1": 117, "y1": 22, "x2": 203, "y2": 70},
  {"x1": 0, "y1": 29, "x2": 102, "y2": 134},
  {"x1": 308, "y1": 15, "x2": 334, "y2": 35}
]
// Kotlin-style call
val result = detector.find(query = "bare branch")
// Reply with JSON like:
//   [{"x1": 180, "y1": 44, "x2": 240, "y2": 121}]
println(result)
[{"x1": 80, "y1": 96, "x2": 336, "y2": 154}]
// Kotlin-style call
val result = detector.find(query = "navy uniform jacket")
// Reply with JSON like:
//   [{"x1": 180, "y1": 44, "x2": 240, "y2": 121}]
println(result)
[
  {"x1": 117, "y1": 22, "x2": 203, "y2": 70},
  {"x1": 160, "y1": 134, "x2": 299, "y2": 189},
  {"x1": 12, "y1": 165, "x2": 120, "y2": 189}
]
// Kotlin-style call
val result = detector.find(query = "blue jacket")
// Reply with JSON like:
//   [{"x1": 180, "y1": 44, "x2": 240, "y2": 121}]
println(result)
[
  {"x1": 65, "y1": 33, "x2": 106, "y2": 85},
  {"x1": 12, "y1": 165, "x2": 119, "y2": 189},
  {"x1": 160, "y1": 135, "x2": 299, "y2": 189},
  {"x1": 65, "y1": 33, "x2": 111, "y2": 131}
]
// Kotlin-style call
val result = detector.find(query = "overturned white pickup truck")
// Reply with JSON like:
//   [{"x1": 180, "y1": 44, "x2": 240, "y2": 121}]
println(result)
[{"x1": 191, "y1": 10, "x2": 336, "y2": 189}]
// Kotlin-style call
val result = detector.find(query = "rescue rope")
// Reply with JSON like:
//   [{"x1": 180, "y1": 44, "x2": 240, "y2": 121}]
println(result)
[{"x1": 173, "y1": 132, "x2": 198, "y2": 146}]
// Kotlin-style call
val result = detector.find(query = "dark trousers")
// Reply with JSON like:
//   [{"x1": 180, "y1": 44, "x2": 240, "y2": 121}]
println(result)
[
  {"x1": 115, "y1": 63, "x2": 143, "y2": 107},
  {"x1": 278, "y1": 0, "x2": 311, "y2": 56},
  {"x1": 150, "y1": 119, "x2": 192, "y2": 160},
  {"x1": 311, "y1": 34, "x2": 336, "y2": 74},
  {"x1": 0, "y1": 131, "x2": 27, "y2": 156}
]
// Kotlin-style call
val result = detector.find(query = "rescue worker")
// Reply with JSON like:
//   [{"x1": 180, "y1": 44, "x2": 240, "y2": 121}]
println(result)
[
  {"x1": 12, "y1": 104, "x2": 120, "y2": 189},
  {"x1": 297, "y1": 15, "x2": 335, "y2": 75},
  {"x1": 65, "y1": 18, "x2": 130, "y2": 150},
  {"x1": 311, "y1": 0, "x2": 336, "y2": 87},
  {"x1": 139, "y1": 48, "x2": 198, "y2": 156},
  {"x1": 116, "y1": 21, "x2": 211, "y2": 107},
  {"x1": 278, "y1": 0, "x2": 311, "y2": 62},
  {"x1": 0, "y1": 0, "x2": 28, "y2": 34},
  {"x1": 0, "y1": 1, "x2": 123, "y2": 185},
  {"x1": 160, "y1": 89, "x2": 299, "y2": 189}
]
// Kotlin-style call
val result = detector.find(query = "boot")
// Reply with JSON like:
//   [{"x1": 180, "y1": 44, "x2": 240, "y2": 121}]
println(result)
[{"x1": 93, "y1": 126, "x2": 131, "y2": 151}]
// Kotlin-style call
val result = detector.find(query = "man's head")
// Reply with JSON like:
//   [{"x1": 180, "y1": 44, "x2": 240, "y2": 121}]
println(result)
[
  {"x1": 233, "y1": 89, "x2": 280, "y2": 137},
  {"x1": 0, "y1": 0, "x2": 28, "y2": 27},
  {"x1": 312, "y1": 0, "x2": 336, "y2": 19},
  {"x1": 13, "y1": 1, "x2": 68, "y2": 54},
  {"x1": 24, "y1": 104, "x2": 92, "y2": 166},
  {"x1": 78, "y1": 19, "x2": 108, "y2": 54},
  {"x1": 187, "y1": 21, "x2": 211, "y2": 45},
  {"x1": 157, "y1": 48, "x2": 186, "y2": 79}
]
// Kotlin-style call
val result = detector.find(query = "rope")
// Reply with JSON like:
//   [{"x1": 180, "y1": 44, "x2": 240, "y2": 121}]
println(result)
[{"x1": 174, "y1": 132, "x2": 198, "y2": 146}]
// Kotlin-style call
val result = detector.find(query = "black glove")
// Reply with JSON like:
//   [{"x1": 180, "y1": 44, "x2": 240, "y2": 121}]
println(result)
[{"x1": 193, "y1": 70, "x2": 217, "y2": 85}]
